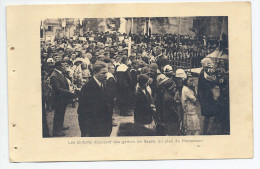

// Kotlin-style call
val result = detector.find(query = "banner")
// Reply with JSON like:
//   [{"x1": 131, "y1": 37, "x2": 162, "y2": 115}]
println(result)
[{"x1": 125, "y1": 19, "x2": 132, "y2": 36}]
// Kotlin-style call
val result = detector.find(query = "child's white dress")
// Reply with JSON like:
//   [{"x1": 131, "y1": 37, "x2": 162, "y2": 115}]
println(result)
[{"x1": 181, "y1": 86, "x2": 201, "y2": 132}]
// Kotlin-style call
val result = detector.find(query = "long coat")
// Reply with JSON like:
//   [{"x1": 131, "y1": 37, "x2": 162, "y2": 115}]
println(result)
[
  {"x1": 162, "y1": 90, "x2": 180, "y2": 135},
  {"x1": 116, "y1": 64, "x2": 133, "y2": 110},
  {"x1": 106, "y1": 74, "x2": 117, "y2": 131},
  {"x1": 134, "y1": 87, "x2": 154, "y2": 125},
  {"x1": 50, "y1": 69, "x2": 74, "y2": 133},
  {"x1": 50, "y1": 69, "x2": 72, "y2": 103},
  {"x1": 197, "y1": 69, "x2": 218, "y2": 117},
  {"x1": 77, "y1": 77, "x2": 112, "y2": 137},
  {"x1": 162, "y1": 90, "x2": 179, "y2": 123}
]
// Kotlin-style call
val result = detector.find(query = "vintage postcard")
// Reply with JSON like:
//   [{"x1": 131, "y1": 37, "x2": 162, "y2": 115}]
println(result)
[{"x1": 7, "y1": 2, "x2": 252, "y2": 162}]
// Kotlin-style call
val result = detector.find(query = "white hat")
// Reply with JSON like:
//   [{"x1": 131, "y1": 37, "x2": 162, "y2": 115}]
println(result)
[
  {"x1": 201, "y1": 58, "x2": 214, "y2": 68},
  {"x1": 86, "y1": 52, "x2": 92, "y2": 59},
  {"x1": 46, "y1": 58, "x2": 54, "y2": 63},
  {"x1": 175, "y1": 69, "x2": 187, "y2": 79},
  {"x1": 156, "y1": 74, "x2": 169, "y2": 85},
  {"x1": 73, "y1": 57, "x2": 83, "y2": 64},
  {"x1": 163, "y1": 65, "x2": 173, "y2": 72}
]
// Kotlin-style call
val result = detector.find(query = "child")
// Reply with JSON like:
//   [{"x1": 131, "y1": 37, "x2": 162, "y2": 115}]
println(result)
[
  {"x1": 134, "y1": 74, "x2": 156, "y2": 130},
  {"x1": 162, "y1": 79, "x2": 179, "y2": 136},
  {"x1": 181, "y1": 74, "x2": 200, "y2": 135},
  {"x1": 174, "y1": 69, "x2": 187, "y2": 135}
]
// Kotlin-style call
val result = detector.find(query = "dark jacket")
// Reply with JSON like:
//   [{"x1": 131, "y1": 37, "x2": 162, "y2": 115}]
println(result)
[
  {"x1": 106, "y1": 76, "x2": 117, "y2": 104},
  {"x1": 154, "y1": 84, "x2": 164, "y2": 123},
  {"x1": 116, "y1": 64, "x2": 132, "y2": 89},
  {"x1": 149, "y1": 72, "x2": 158, "y2": 98},
  {"x1": 116, "y1": 64, "x2": 133, "y2": 109},
  {"x1": 77, "y1": 77, "x2": 111, "y2": 137},
  {"x1": 162, "y1": 90, "x2": 179, "y2": 123},
  {"x1": 134, "y1": 87, "x2": 154, "y2": 125},
  {"x1": 50, "y1": 69, "x2": 73, "y2": 104},
  {"x1": 197, "y1": 69, "x2": 218, "y2": 117},
  {"x1": 130, "y1": 69, "x2": 138, "y2": 89}
]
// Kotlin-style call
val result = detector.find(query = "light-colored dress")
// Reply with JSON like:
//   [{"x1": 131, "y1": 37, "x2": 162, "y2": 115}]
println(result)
[{"x1": 181, "y1": 86, "x2": 200, "y2": 131}]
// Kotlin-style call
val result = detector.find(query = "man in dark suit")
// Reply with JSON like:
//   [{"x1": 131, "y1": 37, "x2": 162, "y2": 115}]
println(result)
[
  {"x1": 78, "y1": 61, "x2": 112, "y2": 137},
  {"x1": 115, "y1": 55, "x2": 133, "y2": 116},
  {"x1": 50, "y1": 61, "x2": 76, "y2": 137}
]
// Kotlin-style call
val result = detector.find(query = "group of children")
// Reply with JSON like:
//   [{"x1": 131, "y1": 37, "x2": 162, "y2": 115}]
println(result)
[{"x1": 133, "y1": 64, "x2": 201, "y2": 136}]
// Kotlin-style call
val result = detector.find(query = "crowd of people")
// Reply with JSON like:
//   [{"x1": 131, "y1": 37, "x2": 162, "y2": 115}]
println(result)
[{"x1": 41, "y1": 32, "x2": 229, "y2": 137}]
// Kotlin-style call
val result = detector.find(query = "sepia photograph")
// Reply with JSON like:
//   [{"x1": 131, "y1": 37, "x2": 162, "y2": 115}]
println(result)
[
  {"x1": 7, "y1": 2, "x2": 253, "y2": 162},
  {"x1": 41, "y1": 16, "x2": 230, "y2": 137}
]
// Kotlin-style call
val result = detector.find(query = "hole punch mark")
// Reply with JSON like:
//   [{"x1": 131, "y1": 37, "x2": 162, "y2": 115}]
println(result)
[
  {"x1": 12, "y1": 123, "x2": 16, "y2": 127},
  {"x1": 14, "y1": 147, "x2": 18, "y2": 149},
  {"x1": 12, "y1": 69, "x2": 15, "y2": 72},
  {"x1": 10, "y1": 47, "x2": 15, "y2": 50}
]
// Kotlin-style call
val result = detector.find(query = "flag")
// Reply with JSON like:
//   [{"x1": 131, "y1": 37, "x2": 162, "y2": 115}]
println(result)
[
  {"x1": 79, "y1": 18, "x2": 83, "y2": 26},
  {"x1": 143, "y1": 18, "x2": 150, "y2": 35},
  {"x1": 144, "y1": 18, "x2": 147, "y2": 34},
  {"x1": 119, "y1": 18, "x2": 126, "y2": 33},
  {"x1": 148, "y1": 18, "x2": 152, "y2": 37},
  {"x1": 125, "y1": 18, "x2": 132, "y2": 36}
]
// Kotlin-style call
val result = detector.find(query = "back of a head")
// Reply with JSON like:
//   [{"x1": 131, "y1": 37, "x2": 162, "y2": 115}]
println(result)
[
  {"x1": 121, "y1": 55, "x2": 128, "y2": 64},
  {"x1": 137, "y1": 74, "x2": 149, "y2": 86},
  {"x1": 156, "y1": 74, "x2": 169, "y2": 86},
  {"x1": 149, "y1": 63, "x2": 158, "y2": 72},
  {"x1": 141, "y1": 66, "x2": 150, "y2": 75},
  {"x1": 93, "y1": 61, "x2": 108, "y2": 74},
  {"x1": 55, "y1": 60, "x2": 64, "y2": 68},
  {"x1": 163, "y1": 79, "x2": 176, "y2": 90}
]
